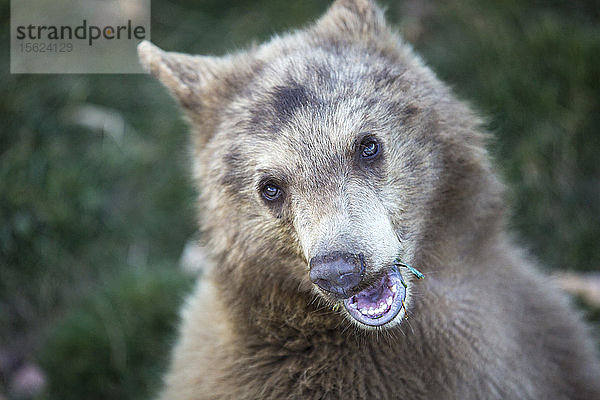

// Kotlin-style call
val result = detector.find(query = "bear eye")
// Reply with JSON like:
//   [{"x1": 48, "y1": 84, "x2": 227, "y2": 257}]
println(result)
[
  {"x1": 360, "y1": 137, "x2": 380, "y2": 159},
  {"x1": 261, "y1": 182, "x2": 282, "y2": 201}
]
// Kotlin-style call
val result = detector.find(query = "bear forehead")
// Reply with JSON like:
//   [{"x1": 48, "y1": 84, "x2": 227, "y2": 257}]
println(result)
[
  {"x1": 207, "y1": 48, "x2": 429, "y2": 190},
  {"x1": 221, "y1": 49, "x2": 417, "y2": 146}
]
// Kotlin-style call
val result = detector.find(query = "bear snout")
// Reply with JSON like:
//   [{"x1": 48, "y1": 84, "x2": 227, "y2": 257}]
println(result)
[{"x1": 309, "y1": 252, "x2": 365, "y2": 298}]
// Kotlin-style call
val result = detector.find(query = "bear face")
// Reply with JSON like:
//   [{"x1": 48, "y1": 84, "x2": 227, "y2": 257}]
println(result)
[
  {"x1": 137, "y1": 0, "x2": 502, "y2": 331},
  {"x1": 205, "y1": 48, "x2": 444, "y2": 328}
]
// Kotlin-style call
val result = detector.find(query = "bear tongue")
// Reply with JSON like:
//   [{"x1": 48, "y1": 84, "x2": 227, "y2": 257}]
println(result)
[{"x1": 354, "y1": 277, "x2": 390, "y2": 309}]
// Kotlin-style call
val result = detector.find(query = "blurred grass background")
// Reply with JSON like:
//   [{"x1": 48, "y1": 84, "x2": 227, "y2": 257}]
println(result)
[{"x1": 1, "y1": 0, "x2": 599, "y2": 399}]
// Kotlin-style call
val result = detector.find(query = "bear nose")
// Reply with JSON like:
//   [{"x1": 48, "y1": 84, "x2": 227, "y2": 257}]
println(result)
[{"x1": 309, "y1": 252, "x2": 365, "y2": 297}]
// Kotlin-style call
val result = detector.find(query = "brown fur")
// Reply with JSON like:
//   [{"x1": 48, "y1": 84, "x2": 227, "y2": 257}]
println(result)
[{"x1": 138, "y1": 1, "x2": 600, "y2": 398}]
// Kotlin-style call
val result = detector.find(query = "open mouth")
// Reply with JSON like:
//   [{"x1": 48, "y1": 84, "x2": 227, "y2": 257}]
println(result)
[{"x1": 343, "y1": 267, "x2": 407, "y2": 326}]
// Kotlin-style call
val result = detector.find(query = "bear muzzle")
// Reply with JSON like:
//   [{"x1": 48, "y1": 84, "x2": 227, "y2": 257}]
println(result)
[{"x1": 309, "y1": 252, "x2": 365, "y2": 298}]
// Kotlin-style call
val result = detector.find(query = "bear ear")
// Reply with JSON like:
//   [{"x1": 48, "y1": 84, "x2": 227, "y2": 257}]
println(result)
[
  {"x1": 137, "y1": 40, "x2": 230, "y2": 113},
  {"x1": 313, "y1": 0, "x2": 389, "y2": 41}
]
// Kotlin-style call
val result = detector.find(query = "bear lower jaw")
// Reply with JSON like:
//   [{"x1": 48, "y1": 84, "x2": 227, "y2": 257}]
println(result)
[{"x1": 343, "y1": 268, "x2": 407, "y2": 327}]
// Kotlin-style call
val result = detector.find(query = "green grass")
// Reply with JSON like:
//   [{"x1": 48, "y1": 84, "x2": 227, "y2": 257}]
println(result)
[{"x1": 38, "y1": 266, "x2": 193, "y2": 400}]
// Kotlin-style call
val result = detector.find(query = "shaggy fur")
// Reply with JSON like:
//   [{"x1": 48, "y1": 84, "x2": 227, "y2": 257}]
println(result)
[{"x1": 138, "y1": 1, "x2": 600, "y2": 398}]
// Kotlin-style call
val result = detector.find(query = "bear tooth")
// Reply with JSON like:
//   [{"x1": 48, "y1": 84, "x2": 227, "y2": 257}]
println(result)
[
  {"x1": 387, "y1": 297, "x2": 393, "y2": 305},
  {"x1": 391, "y1": 285, "x2": 397, "y2": 293}
]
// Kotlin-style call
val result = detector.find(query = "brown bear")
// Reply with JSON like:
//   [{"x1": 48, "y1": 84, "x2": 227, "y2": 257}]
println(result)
[{"x1": 138, "y1": 0, "x2": 600, "y2": 398}]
